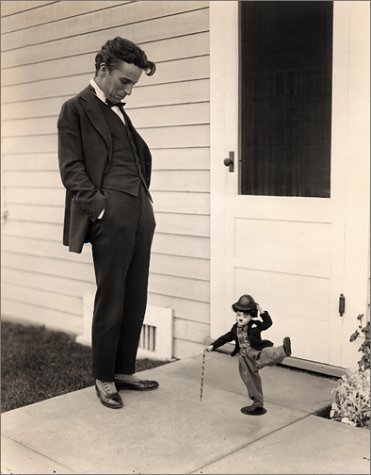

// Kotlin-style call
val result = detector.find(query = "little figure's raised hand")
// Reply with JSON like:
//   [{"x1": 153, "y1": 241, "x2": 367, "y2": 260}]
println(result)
[{"x1": 257, "y1": 304, "x2": 264, "y2": 314}]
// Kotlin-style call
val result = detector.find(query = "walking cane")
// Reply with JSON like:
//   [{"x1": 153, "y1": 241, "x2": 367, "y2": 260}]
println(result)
[{"x1": 199, "y1": 349, "x2": 207, "y2": 402}]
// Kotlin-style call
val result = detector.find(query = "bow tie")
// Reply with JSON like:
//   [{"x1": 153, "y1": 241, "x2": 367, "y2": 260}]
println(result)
[{"x1": 106, "y1": 99, "x2": 126, "y2": 111}]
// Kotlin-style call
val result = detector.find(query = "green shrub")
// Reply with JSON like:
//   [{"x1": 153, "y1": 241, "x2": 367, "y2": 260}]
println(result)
[{"x1": 330, "y1": 314, "x2": 370, "y2": 429}]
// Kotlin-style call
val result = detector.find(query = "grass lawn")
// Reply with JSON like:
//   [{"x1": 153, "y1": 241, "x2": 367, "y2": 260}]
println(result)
[{"x1": 1, "y1": 320, "x2": 170, "y2": 413}]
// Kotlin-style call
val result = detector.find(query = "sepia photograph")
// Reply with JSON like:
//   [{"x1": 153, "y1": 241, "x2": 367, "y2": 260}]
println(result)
[{"x1": 1, "y1": 1, "x2": 370, "y2": 474}]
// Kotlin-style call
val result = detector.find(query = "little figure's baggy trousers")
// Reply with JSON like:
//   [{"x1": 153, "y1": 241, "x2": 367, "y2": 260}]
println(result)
[{"x1": 238, "y1": 345, "x2": 286, "y2": 407}]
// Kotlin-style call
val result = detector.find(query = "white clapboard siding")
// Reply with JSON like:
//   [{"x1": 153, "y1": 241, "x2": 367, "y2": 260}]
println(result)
[
  {"x1": 174, "y1": 339, "x2": 205, "y2": 359},
  {"x1": 152, "y1": 234, "x2": 210, "y2": 260},
  {"x1": 149, "y1": 273, "x2": 209, "y2": 303},
  {"x1": 148, "y1": 292, "x2": 209, "y2": 324},
  {"x1": 3, "y1": 220, "x2": 210, "y2": 260},
  {"x1": 2, "y1": 231, "x2": 209, "y2": 264},
  {"x1": 154, "y1": 212, "x2": 210, "y2": 237},
  {"x1": 2, "y1": 253, "x2": 96, "y2": 287},
  {"x1": 1, "y1": 1, "x2": 130, "y2": 36},
  {"x1": 2, "y1": 267, "x2": 96, "y2": 300},
  {"x1": 2, "y1": 171, "x2": 62, "y2": 188},
  {"x1": 150, "y1": 254, "x2": 209, "y2": 282},
  {"x1": 1, "y1": 299, "x2": 82, "y2": 335},
  {"x1": 3, "y1": 80, "x2": 210, "y2": 112},
  {"x1": 151, "y1": 191, "x2": 210, "y2": 215},
  {"x1": 2, "y1": 97, "x2": 71, "y2": 121},
  {"x1": 1, "y1": 236, "x2": 92, "y2": 264},
  {"x1": 141, "y1": 125, "x2": 210, "y2": 149},
  {"x1": 2, "y1": 283, "x2": 82, "y2": 316},
  {"x1": 3, "y1": 221, "x2": 64, "y2": 242},
  {"x1": 2, "y1": 135, "x2": 58, "y2": 154},
  {"x1": 130, "y1": 102, "x2": 210, "y2": 128},
  {"x1": 3, "y1": 204, "x2": 64, "y2": 224},
  {"x1": 1, "y1": 1, "x2": 210, "y2": 359},
  {"x1": 2, "y1": 102, "x2": 209, "y2": 137},
  {"x1": 2, "y1": 79, "x2": 209, "y2": 119},
  {"x1": 2, "y1": 1, "x2": 206, "y2": 49},
  {"x1": 4, "y1": 187, "x2": 64, "y2": 206},
  {"x1": 3, "y1": 154, "x2": 59, "y2": 171},
  {"x1": 3, "y1": 203, "x2": 210, "y2": 237},
  {"x1": 3, "y1": 56, "x2": 209, "y2": 103},
  {"x1": 174, "y1": 318, "x2": 210, "y2": 344},
  {"x1": 2, "y1": 245, "x2": 209, "y2": 283},
  {"x1": 2, "y1": 32, "x2": 210, "y2": 86},
  {"x1": 3, "y1": 8, "x2": 208, "y2": 68},
  {"x1": 1, "y1": 1, "x2": 56, "y2": 20},
  {"x1": 152, "y1": 148, "x2": 210, "y2": 171},
  {"x1": 151, "y1": 170, "x2": 209, "y2": 192},
  {"x1": 3, "y1": 246, "x2": 209, "y2": 295},
  {"x1": 4, "y1": 188, "x2": 209, "y2": 215}
]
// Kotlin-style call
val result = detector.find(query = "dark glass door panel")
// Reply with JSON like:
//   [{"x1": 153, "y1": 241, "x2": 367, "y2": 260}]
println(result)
[{"x1": 240, "y1": 1, "x2": 333, "y2": 197}]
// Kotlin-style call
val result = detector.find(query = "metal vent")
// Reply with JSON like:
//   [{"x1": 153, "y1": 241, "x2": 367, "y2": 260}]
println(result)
[
  {"x1": 77, "y1": 295, "x2": 173, "y2": 360},
  {"x1": 139, "y1": 324, "x2": 156, "y2": 352}
]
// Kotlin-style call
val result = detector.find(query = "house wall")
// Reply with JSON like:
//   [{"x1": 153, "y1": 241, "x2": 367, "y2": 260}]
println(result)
[{"x1": 1, "y1": 1, "x2": 210, "y2": 359}]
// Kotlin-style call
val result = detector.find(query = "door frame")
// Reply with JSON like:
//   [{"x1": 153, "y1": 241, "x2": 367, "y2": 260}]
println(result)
[
  {"x1": 209, "y1": 1, "x2": 370, "y2": 373},
  {"x1": 210, "y1": 1, "x2": 239, "y2": 340}
]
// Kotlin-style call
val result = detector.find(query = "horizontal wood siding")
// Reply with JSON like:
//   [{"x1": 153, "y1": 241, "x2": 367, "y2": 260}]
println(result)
[{"x1": 1, "y1": 0, "x2": 210, "y2": 357}]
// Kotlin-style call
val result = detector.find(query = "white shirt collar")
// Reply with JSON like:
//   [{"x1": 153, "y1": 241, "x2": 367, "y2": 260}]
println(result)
[
  {"x1": 90, "y1": 78, "x2": 106, "y2": 104},
  {"x1": 89, "y1": 78, "x2": 126, "y2": 125}
]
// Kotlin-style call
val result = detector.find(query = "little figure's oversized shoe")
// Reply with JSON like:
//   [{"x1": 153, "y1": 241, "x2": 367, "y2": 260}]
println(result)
[
  {"x1": 241, "y1": 404, "x2": 267, "y2": 416},
  {"x1": 283, "y1": 337, "x2": 292, "y2": 356}
]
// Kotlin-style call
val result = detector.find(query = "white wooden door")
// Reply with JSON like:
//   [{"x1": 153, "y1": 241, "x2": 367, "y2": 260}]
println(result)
[{"x1": 210, "y1": 2, "x2": 363, "y2": 367}]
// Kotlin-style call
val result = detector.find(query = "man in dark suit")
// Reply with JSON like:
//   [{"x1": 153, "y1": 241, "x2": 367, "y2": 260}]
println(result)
[{"x1": 57, "y1": 37, "x2": 159, "y2": 409}]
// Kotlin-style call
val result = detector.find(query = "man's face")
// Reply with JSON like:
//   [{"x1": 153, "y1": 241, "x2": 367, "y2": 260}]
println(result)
[{"x1": 98, "y1": 61, "x2": 142, "y2": 103}]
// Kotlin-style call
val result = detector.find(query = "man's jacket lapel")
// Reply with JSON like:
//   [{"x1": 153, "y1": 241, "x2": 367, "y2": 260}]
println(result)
[{"x1": 78, "y1": 86, "x2": 112, "y2": 159}]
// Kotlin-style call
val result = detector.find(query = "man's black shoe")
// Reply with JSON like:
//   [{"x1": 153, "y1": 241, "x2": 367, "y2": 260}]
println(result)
[
  {"x1": 95, "y1": 381, "x2": 123, "y2": 409},
  {"x1": 241, "y1": 404, "x2": 267, "y2": 416},
  {"x1": 114, "y1": 379, "x2": 159, "y2": 391},
  {"x1": 283, "y1": 336, "x2": 292, "y2": 356}
]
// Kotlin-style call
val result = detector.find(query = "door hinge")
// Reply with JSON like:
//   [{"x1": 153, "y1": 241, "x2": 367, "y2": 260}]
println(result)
[{"x1": 339, "y1": 293, "x2": 345, "y2": 316}]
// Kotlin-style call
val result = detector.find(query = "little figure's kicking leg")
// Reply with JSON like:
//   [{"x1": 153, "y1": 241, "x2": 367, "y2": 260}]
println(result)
[{"x1": 256, "y1": 337, "x2": 292, "y2": 369}]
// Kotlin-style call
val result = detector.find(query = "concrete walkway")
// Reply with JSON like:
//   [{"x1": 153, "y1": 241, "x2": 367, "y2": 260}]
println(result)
[{"x1": 1, "y1": 352, "x2": 370, "y2": 474}]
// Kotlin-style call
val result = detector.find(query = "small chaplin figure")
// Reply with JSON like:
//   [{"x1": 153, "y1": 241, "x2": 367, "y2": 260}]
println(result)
[{"x1": 206, "y1": 294, "x2": 292, "y2": 416}]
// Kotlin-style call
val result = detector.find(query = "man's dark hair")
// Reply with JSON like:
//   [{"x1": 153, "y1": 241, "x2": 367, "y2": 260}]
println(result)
[{"x1": 95, "y1": 37, "x2": 156, "y2": 76}]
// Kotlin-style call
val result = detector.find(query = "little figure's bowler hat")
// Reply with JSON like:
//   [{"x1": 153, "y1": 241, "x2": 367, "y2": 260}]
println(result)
[{"x1": 232, "y1": 294, "x2": 257, "y2": 313}]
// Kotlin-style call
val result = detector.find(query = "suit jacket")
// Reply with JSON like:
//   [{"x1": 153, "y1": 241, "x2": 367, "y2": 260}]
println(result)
[
  {"x1": 210, "y1": 311, "x2": 274, "y2": 356},
  {"x1": 57, "y1": 86, "x2": 152, "y2": 253}
]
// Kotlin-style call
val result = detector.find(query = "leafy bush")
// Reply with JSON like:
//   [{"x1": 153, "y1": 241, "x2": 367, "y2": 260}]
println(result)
[
  {"x1": 350, "y1": 314, "x2": 370, "y2": 371},
  {"x1": 330, "y1": 314, "x2": 370, "y2": 429},
  {"x1": 330, "y1": 368, "x2": 370, "y2": 428}
]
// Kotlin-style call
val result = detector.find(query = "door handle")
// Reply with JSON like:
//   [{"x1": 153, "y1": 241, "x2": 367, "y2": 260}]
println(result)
[{"x1": 223, "y1": 151, "x2": 234, "y2": 172}]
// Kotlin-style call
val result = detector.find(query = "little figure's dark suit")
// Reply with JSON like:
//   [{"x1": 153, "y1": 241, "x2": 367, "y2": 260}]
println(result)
[{"x1": 207, "y1": 294, "x2": 292, "y2": 416}]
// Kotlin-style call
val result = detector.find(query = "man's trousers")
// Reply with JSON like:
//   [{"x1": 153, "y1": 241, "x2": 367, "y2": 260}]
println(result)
[
  {"x1": 88, "y1": 186, "x2": 155, "y2": 381},
  {"x1": 238, "y1": 345, "x2": 286, "y2": 407}
]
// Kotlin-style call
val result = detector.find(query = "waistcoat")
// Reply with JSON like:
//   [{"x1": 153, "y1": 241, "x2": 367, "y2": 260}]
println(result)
[
  {"x1": 98, "y1": 101, "x2": 147, "y2": 196},
  {"x1": 237, "y1": 326, "x2": 253, "y2": 357}
]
